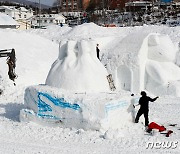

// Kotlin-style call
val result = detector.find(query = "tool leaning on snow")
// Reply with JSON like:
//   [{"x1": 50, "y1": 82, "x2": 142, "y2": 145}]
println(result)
[{"x1": 0, "y1": 48, "x2": 17, "y2": 85}]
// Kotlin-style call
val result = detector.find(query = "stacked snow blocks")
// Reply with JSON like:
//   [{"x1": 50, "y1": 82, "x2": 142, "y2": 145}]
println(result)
[{"x1": 20, "y1": 85, "x2": 132, "y2": 130}]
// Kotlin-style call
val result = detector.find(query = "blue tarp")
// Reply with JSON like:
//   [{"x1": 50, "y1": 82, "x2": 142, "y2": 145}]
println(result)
[{"x1": 161, "y1": 0, "x2": 172, "y2": 3}]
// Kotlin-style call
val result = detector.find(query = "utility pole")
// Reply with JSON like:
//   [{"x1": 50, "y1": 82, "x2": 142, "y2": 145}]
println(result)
[
  {"x1": 103, "y1": 0, "x2": 105, "y2": 24},
  {"x1": 57, "y1": 0, "x2": 61, "y2": 13},
  {"x1": 39, "y1": 0, "x2": 41, "y2": 28}
]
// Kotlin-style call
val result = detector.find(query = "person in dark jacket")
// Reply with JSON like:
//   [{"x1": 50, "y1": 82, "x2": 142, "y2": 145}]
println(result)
[
  {"x1": 135, "y1": 91, "x2": 158, "y2": 126},
  {"x1": 96, "y1": 44, "x2": 100, "y2": 60}
]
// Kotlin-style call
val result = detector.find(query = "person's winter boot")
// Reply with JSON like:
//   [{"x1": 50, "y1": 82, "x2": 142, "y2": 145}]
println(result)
[{"x1": 146, "y1": 127, "x2": 152, "y2": 133}]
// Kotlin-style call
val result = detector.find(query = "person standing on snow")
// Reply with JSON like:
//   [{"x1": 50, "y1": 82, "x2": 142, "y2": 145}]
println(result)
[
  {"x1": 127, "y1": 94, "x2": 139, "y2": 122},
  {"x1": 135, "y1": 91, "x2": 158, "y2": 126},
  {"x1": 96, "y1": 44, "x2": 100, "y2": 60}
]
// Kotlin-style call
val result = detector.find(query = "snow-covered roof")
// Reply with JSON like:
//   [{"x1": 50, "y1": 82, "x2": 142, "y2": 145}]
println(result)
[
  {"x1": 0, "y1": 6, "x2": 31, "y2": 13},
  {"x1": 54, "y1": 14, "x2": 66, "y2": 20},
  {"x1": 0, "y1": 6, "x2": 17, "y2": 11},
  {"x1": 19, "y1": 7, "x2": 28, "y2": 12},
  {"x1": 0, "y1": 13, "x2": 18, "y2": 25}
]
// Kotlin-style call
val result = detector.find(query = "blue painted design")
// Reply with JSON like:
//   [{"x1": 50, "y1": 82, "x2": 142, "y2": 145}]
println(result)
[
  {"x1": 36, "y1": 92, "x2": 81, "y2": 120},
  {"x1": 38, "y1": 94, "x2": 52, "y2": 112},
  {"x1": 37, "y1": 113, "x2": 60, "y2": 120},
  {"x1": 38, "y1": 92, "x2": 81, "y2": 111},
  {"x1": 105, "y1": 101, "x2": 128, "y2": 113}
]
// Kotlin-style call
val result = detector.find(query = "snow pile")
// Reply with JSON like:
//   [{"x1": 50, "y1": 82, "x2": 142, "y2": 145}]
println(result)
[
  {"x1": 0, "y1": 13, "x2": 18, "y2": 25},
  {"x1": 65, "y1": 23, "x2": 111, "y2": 39},
  {"x1": 0, "y1": 30, "x2": 58, "y2": 86},
  {"x1": 63, "y1": 23, "x2": 134, "y2": 43},
  {"x1": 27, "y1": 25, "x2": 72, "y2": 42},
  {"x1": 46, "y1": 40, "x2": 109, "y2": 93}
]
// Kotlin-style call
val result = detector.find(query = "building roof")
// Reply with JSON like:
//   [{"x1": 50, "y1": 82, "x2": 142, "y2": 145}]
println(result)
[
  {"x1": 0, "y1": 6, "x2": 18, "y2": 11},
  {"x1": 125, "y1": 1, "x2": 152, "y2": 7},
  {"x1": 0, "y1": 13, "x2": 19, "y2": 25},
  {"x1": 18, "y1": 7, "x2": 29, "y2": 12}
]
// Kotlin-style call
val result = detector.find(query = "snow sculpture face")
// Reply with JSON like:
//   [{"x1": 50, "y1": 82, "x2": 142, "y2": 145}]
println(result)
[
  {"x1": 46, "y1": 40, "x2": 109, "y2": 93},
  {"x1": 148, "y1": 34, "x2": 176, "y2": 62}
]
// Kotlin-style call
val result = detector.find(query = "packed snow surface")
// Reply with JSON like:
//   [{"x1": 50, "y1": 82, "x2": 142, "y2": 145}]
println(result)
[{"x1": 0, "y1": 23, "x2": 180, "y2": 153}]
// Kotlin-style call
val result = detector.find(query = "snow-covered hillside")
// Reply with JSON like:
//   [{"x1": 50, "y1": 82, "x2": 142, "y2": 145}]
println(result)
[{"x1": 0, "y1": 23, "x2": 180, "y2": 153}]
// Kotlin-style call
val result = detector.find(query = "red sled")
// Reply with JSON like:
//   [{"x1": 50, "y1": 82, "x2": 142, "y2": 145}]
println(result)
[{"x1": 148, "y1": 122, "x2": 166, "y2": 132}]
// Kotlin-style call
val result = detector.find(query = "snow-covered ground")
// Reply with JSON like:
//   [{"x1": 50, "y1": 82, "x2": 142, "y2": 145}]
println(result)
[{"x1": 0, "y1": 23, "x2": 180, "y2": 153}]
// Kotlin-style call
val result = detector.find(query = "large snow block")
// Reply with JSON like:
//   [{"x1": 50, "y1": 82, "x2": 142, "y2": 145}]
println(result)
[
  {"x1": 148, "y1": 34, "x2": 177, "y2": 62},
  {"x1": 105, "y1": 32, "x2": 177, "y2": 95},
  {"x1": 146, "y1": 60, "x2": 180, "y2": 85},
  {"x1": 146, "y1": 77, "x2": 180, "y2": 97},
  {"x1": 20, "y1": 85, "x2": 132, "y2": 130},
  {"x1": 46, "y1": 40, "x2": 109, "y2": 93}
]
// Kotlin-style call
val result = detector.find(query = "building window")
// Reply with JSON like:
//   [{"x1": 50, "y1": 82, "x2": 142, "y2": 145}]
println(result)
[
  {"x1": 50, "y1": 20, "x2": 53, "y2": 23},
  {"x1": 24, "y1": 15, "x2": 26, "y2": 18},
  {"x1": 0, "y1": 9, "x2": 5, "y2": 12},
  {"x1": 37, "y1": 20, "x2": 42, "y2": 23},
  {"x1": 44, "y1": 20, "x2": 47, "y2": 23},
  {"x1": 19, "y1": 14, "x2": 21, "y2": 18}
]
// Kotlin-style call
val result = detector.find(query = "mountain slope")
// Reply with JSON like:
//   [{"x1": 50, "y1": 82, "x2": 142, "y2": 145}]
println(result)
[{"x1": 0, "y1": 0, "x2": 51, "y2": 8}]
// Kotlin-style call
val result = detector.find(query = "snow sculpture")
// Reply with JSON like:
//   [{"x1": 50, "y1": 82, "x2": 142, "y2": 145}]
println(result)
[
  {"x1": 21, "y1": 40, "x2": 133, "y2": 130},
  {"x1": 146, "y1": 60, "x2": 180, "y2": 85},
  {"x1": 46, "y1": 40, "x2": 109, "y2": 93},
  {"x1": 146, "y1": 34, "x2": 180, "y2": 96},
  {"x1": 148, "y1": 34, "x2": 176, "y2": 62},
  {"x1": 107, "y1": 32, "x2": 180, "y2": 96}
]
